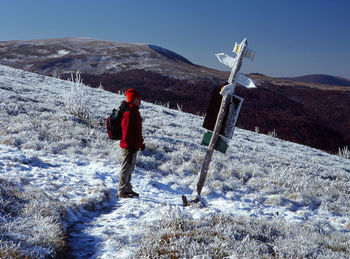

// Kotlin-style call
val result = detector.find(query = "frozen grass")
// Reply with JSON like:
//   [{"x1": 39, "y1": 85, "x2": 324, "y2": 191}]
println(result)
[
  {"x1": 0, "y1": 178, "x2": 66, "y2": 258},
  {"x1": 137, "y1": 208, "x2": 350, "y2": 258},
  {"x1": 0, "y1": 65, "x2": 350, "y2": 257},
  {"x1": 267, "y1": 129, "x2": 278, "y2": 138},
  {"x1": 64, "y1": 71, "x2": 92, "y2": 122},
  {"x1": 338, "y1": 146, "x2": 350, "y2": 159}
]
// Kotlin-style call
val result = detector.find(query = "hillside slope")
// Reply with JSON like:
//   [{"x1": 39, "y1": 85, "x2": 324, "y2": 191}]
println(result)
[{"x1": 0, "y1": 65, "x2": 350, "y2": 257}]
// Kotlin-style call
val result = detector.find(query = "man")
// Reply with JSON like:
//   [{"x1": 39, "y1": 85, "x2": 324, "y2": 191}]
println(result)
[{"x1": 118, "y1": 89, "x2": 145, "y2": 198}]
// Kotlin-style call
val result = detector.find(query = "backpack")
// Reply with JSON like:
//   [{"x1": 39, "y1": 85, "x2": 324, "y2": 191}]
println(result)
[{"x1": 106, "y1": 101, "x2": 129, "y2": 140}]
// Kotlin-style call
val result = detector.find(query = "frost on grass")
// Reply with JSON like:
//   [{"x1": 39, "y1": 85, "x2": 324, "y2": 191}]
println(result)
[
  {"x1": 0, "y1": 178, "x2": 66, "y2": 258},
  {"x1": 0, "y1": 70, "x2": 112, "y2": 160},
  {"x1": 338, "y1": 146, "x2": 350, "y2": 159},
  {"x1": 64, "y1": 71, "x2": 92, "y2": 122},
  {"x1": 137, "y1": 208, "x2": 350, "y2": 258},
  {"x1": 1, "y1": 65, "x2": 350, "y2": 258}
]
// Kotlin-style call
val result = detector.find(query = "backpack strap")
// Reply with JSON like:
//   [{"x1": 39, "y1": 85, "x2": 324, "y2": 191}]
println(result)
[{"x1": 119, "y1": 100, "x2": 129, "y2": 111}]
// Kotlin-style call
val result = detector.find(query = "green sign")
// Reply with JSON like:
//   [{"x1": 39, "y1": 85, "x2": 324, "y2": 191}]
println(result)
[{"x1": 201, "y1": 131, "x2": 228, "y2": 154}]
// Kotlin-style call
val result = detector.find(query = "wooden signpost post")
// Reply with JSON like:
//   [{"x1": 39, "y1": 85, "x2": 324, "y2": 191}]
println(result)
[{"x1": 182, "y1": 38, "x2": 256, "y2": 206}]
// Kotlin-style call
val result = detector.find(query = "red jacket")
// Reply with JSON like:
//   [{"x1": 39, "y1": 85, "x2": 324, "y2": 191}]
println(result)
[{"x1": 120, "y1": 103, "x2": 143, "y2": 151}]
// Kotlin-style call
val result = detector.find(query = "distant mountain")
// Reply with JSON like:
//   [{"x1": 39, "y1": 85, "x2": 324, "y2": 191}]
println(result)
[
  {"x1": 0, "y1": 38, "x2": 226, "y2": 83},
  {"x1": 1, "y1": 38, "x2": 349, "y2": 153},
  {"x1": 280, "y1": 74, "x2": 350, "y2": 87}
]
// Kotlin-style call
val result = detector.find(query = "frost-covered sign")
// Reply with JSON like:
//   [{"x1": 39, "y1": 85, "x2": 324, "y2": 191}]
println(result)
[
  {"x1": 222, "y1": 94, "x2": 243, "y2": 139},
  {"x1": 202, "y1": 87, "x2": 243, "y2": 139}
]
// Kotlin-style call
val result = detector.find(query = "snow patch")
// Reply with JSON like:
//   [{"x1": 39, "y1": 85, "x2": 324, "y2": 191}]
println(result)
[{"x1": 49, "y1": 49, "x2": 70, "y2": 58}]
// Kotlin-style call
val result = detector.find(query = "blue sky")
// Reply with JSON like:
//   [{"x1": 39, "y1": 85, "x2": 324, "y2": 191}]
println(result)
[{"x1": 1, "y1": 0, "x2": 349, "y2": 78}]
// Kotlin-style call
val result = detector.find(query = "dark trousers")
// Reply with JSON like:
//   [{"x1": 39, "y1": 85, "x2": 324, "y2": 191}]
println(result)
[{"x1": 118, "y1": 148, "x2": 137, "y2": 195}]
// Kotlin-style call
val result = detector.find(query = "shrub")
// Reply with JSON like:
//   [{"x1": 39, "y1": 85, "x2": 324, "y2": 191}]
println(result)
[
  {"x1": 64, "y1": 71, "x2": 92, "y2": 122},
  {"x1": 338, "y1": 146, "x2": 350, "y2": 159},
  {"x1": 268, "y1": 129, "x2": 278, "y2": 138}
]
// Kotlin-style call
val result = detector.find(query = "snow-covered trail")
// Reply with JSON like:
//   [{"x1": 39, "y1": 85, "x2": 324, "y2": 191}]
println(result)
[{"x1": 67, "y1": 167, "x2": 190, "y2": 258}]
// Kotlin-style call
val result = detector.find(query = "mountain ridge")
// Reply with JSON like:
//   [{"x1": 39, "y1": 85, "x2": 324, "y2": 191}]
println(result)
[
  {"x1": 280, "y1": 74, "x2": 350, "y2": 87},
  {"x1": 2, "y1": 38, "x2": 348, "y2": 86},
  {"x1": 0, "y1": 37, "x2": 225, "y2": 82}
]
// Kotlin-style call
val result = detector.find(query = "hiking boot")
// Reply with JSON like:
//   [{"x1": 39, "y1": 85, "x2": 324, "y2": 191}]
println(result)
[
  {"x1": 118, "y1": 193, "x2": 134, "y2": 198},
  {"x1": 129, "y1": 191, "x2": 139, "y2": 197},
  {"x1": 118, "y1": 191, "x2": 139, "y2": 198}
]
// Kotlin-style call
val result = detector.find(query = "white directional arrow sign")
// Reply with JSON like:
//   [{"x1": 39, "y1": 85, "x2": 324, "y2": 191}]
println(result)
[
  {"x1": 233, "y1": 42, "x2": 255, "y2": 61},
  {"x1": 215, "y1": 53, "x2": 236, "y2": 67},
  {"x1": 219, "y1": 83, "x2": 236, "y2": 96},
  {"x1": 216, "y1": 52, "x2": 256, "y2": 95},
  {"x1": 236, "y1": 72, "x2": 256, "y2": 89}
]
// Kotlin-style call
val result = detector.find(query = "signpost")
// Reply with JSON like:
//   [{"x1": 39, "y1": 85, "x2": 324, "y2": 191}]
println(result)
[
  {"x1": 202, "y1": 89, "x2": 244, "y2": 142},
  {"x1": 182, "y1": 38, "x2": 256, "y2": 206}
]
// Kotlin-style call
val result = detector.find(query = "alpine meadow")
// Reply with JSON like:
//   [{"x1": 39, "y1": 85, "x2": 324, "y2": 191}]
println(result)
[{"x1": 1, "y1": 64, "x2": 350, "y2": 258}]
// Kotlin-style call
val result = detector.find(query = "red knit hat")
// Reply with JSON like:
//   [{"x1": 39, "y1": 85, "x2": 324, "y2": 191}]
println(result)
[{"x1": 126, "y1": 89, "x2": 140, "y2": 103}]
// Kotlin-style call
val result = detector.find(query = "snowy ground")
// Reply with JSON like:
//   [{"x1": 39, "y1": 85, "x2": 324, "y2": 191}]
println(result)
[{"x1": 0, "y1": 64, "x2": 350, "y2": 258}]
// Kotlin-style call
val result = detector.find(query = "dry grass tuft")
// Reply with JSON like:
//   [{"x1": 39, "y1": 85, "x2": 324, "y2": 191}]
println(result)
[{"x1": 0, "y1": 178, "x2": 67, "y2": 258}]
